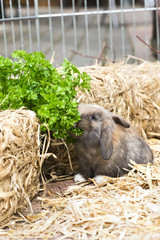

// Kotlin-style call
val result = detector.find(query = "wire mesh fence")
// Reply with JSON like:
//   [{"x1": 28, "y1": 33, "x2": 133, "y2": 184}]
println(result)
[{"x1": 0, "y1": 0, "x2": 160, "y2": 66}]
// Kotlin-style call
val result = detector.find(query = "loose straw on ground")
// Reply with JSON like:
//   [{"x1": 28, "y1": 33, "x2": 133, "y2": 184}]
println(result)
[{"x1": 0, "y1": 141, "x2": 159, "y2": 239}]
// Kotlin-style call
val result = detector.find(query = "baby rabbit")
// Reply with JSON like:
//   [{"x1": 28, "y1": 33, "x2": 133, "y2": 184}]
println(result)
[{"x1": 74, "y1": 103, "x2": 153, "y2": 184}]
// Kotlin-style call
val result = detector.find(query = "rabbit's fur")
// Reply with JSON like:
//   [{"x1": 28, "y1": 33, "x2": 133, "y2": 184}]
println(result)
[{"x1": 74, "y1": 103, "x2": 153, "y2": 182}]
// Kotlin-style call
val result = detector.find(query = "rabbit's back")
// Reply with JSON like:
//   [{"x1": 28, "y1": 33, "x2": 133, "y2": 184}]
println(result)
[
  {"x1": 119, "y1": 127, "x2": 153, "y2": 165},
  {"x1": 107, "y1": 125, "x2": 153, "y2": 176}
]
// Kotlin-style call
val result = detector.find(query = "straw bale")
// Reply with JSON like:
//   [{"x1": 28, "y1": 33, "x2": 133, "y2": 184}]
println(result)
[
  {"x1": 77, "y1": 59, "x2": 160, "y2": 138},
  {"x1": 0, "y1": 109, "x2": 41, "y2": 227}
]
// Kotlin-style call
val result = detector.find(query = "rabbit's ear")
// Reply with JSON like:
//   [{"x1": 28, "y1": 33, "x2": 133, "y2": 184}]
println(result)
[
  {"x1": 112, "y1": 114, "x2": 130, "y2": 128},
  {"x1": 100, "y1": 125, "x2": 113, "y2": 160}
]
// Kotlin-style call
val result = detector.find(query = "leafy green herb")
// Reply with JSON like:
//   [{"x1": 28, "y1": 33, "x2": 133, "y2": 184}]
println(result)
[{"x1": 0, "y1": 50, "x2": 91, "y2": 139}]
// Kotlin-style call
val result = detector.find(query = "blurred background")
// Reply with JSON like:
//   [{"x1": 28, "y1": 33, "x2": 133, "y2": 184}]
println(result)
[{"x1": 0, "y1": 0, "x2": 160, "y2": 66}]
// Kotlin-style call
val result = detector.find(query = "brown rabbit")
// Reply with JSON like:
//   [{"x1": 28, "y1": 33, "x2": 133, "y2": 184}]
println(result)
[{"x1": 73, "y1": 103, "x2": 153, "y2": 184}]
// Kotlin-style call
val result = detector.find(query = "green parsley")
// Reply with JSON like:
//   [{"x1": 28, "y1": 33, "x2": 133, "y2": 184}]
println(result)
[{"x1": 0, "y1": 50, "x2": 91, "y2": 139}]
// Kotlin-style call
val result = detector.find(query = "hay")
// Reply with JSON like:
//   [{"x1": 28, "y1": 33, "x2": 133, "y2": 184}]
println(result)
[
  {"x1": 0, "y1": 58, "x2": 160, "y2": 238},
  {"x1": 0, "y1": 109, "x2": 41, "y2": 227},
  {"x1": 77, "y1": 58, "x2": 160, "y2": 138},
  {"x1": 47, "y1": 58, "x2": 160, "y2": 177},
  {"x1": 0, "y1": 140, "x2": 159, "y2": 239}
]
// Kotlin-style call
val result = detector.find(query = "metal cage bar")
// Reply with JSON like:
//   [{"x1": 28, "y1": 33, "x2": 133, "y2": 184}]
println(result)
[
  {"x1": 120, "y1": 0, "x2": 125, "y2": 57},
  {"x1": 34, "y1": 0, "x2": 40, "y2": 51},
  {"x1": 144, "y1": 0, "x2": 149, "y2": 60},
  {"x1": 96, "y1": 0, "x2": 101, "y2": 54},
  {"x1": 48, "y1": 0, "x2": 53, "y2": 54},
  {"x1": 156, "y1": 0, "x2": 160, "y2": 60},
  {"x1": 26, "y1": 0, "x2": 32, "y2": 52},
  {"x1": 132, "y1": 0, "x2": 137, "y2": 59},
  {"x1": 1, "y1": 7, "x2": 160, "y2": 22},
  {"x1": 84, "y1": 0, "x2": 90, "y2": 62},
  {"x1": 109, "y1": 0, "x2": 113, "y2": 60},
  {"x1": 60, "y1": 0, "x2": 66, "y2": 59},
  {"x1": 72, "y1": 0, "x2": 77, "y2": 51},
  {"x1": 9, "y1": 0, "x2": 16, "y2": 52},
  {"x1": 1, "y1": 0, "x2": 7, "y2": 57},
  {"x1": 18, "y1": 0, "x2": 24, "y2": 50}
]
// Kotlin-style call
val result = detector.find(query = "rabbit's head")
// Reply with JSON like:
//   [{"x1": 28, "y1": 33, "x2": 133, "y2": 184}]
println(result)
[{"x1": 76, "y1": 103, "x2": 130, "y2": 160}]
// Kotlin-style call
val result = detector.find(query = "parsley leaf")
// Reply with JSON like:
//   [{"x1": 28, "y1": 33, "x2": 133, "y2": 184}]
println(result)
[{"x1": 0, "y1": 51, "x2": 91, "y2": 139}]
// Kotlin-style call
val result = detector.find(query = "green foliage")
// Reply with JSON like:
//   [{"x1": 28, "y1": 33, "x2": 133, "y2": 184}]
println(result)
[{"x1": 0, "y1": 50, "x2": 91, "y2": 139}]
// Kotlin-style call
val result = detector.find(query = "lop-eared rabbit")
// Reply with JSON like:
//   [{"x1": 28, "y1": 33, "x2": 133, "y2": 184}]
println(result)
[{"x1": 74, "y1": 104, "x2": 153, "y2": 185}]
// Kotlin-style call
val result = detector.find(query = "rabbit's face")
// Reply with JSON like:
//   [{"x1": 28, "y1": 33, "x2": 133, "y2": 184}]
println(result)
[
  {"x1": 76, "y1": 104, "x2": 130, "y2": 160},
  {"x1": 76, "y1": 104, "x2": 113, "y2": 145}
]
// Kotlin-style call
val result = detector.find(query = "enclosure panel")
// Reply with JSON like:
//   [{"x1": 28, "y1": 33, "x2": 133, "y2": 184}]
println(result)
[{"x1": 0, "y1": 0, "x2": 160, "y2": 66}]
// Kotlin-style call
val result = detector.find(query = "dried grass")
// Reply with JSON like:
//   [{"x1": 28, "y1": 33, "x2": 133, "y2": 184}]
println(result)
[
  {"x1": 0, "y1": 140, "x2": 159, "y2": 240},
  {"x1": 0, "y1": 109, "x2": 41, "y2": 227},
  {"x1": 48, "y1": 58, "x2": 160, "y2": 176},
  {"x1": 0, "y1": 58, "x2": 160, "y2": 238},
  {"x1": 78, "y1": 57, "x2": 160, "y2": 138}
]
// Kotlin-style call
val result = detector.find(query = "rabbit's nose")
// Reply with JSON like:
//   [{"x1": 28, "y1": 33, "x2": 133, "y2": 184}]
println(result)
[{"x1": 75, "y1": 120, "x2": 81, "y2": 129}]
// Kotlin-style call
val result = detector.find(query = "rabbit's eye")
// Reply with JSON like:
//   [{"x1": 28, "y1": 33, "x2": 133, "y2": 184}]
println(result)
[{"x1": 90, "y1": 115, "x2": 96, "y2": 120}]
